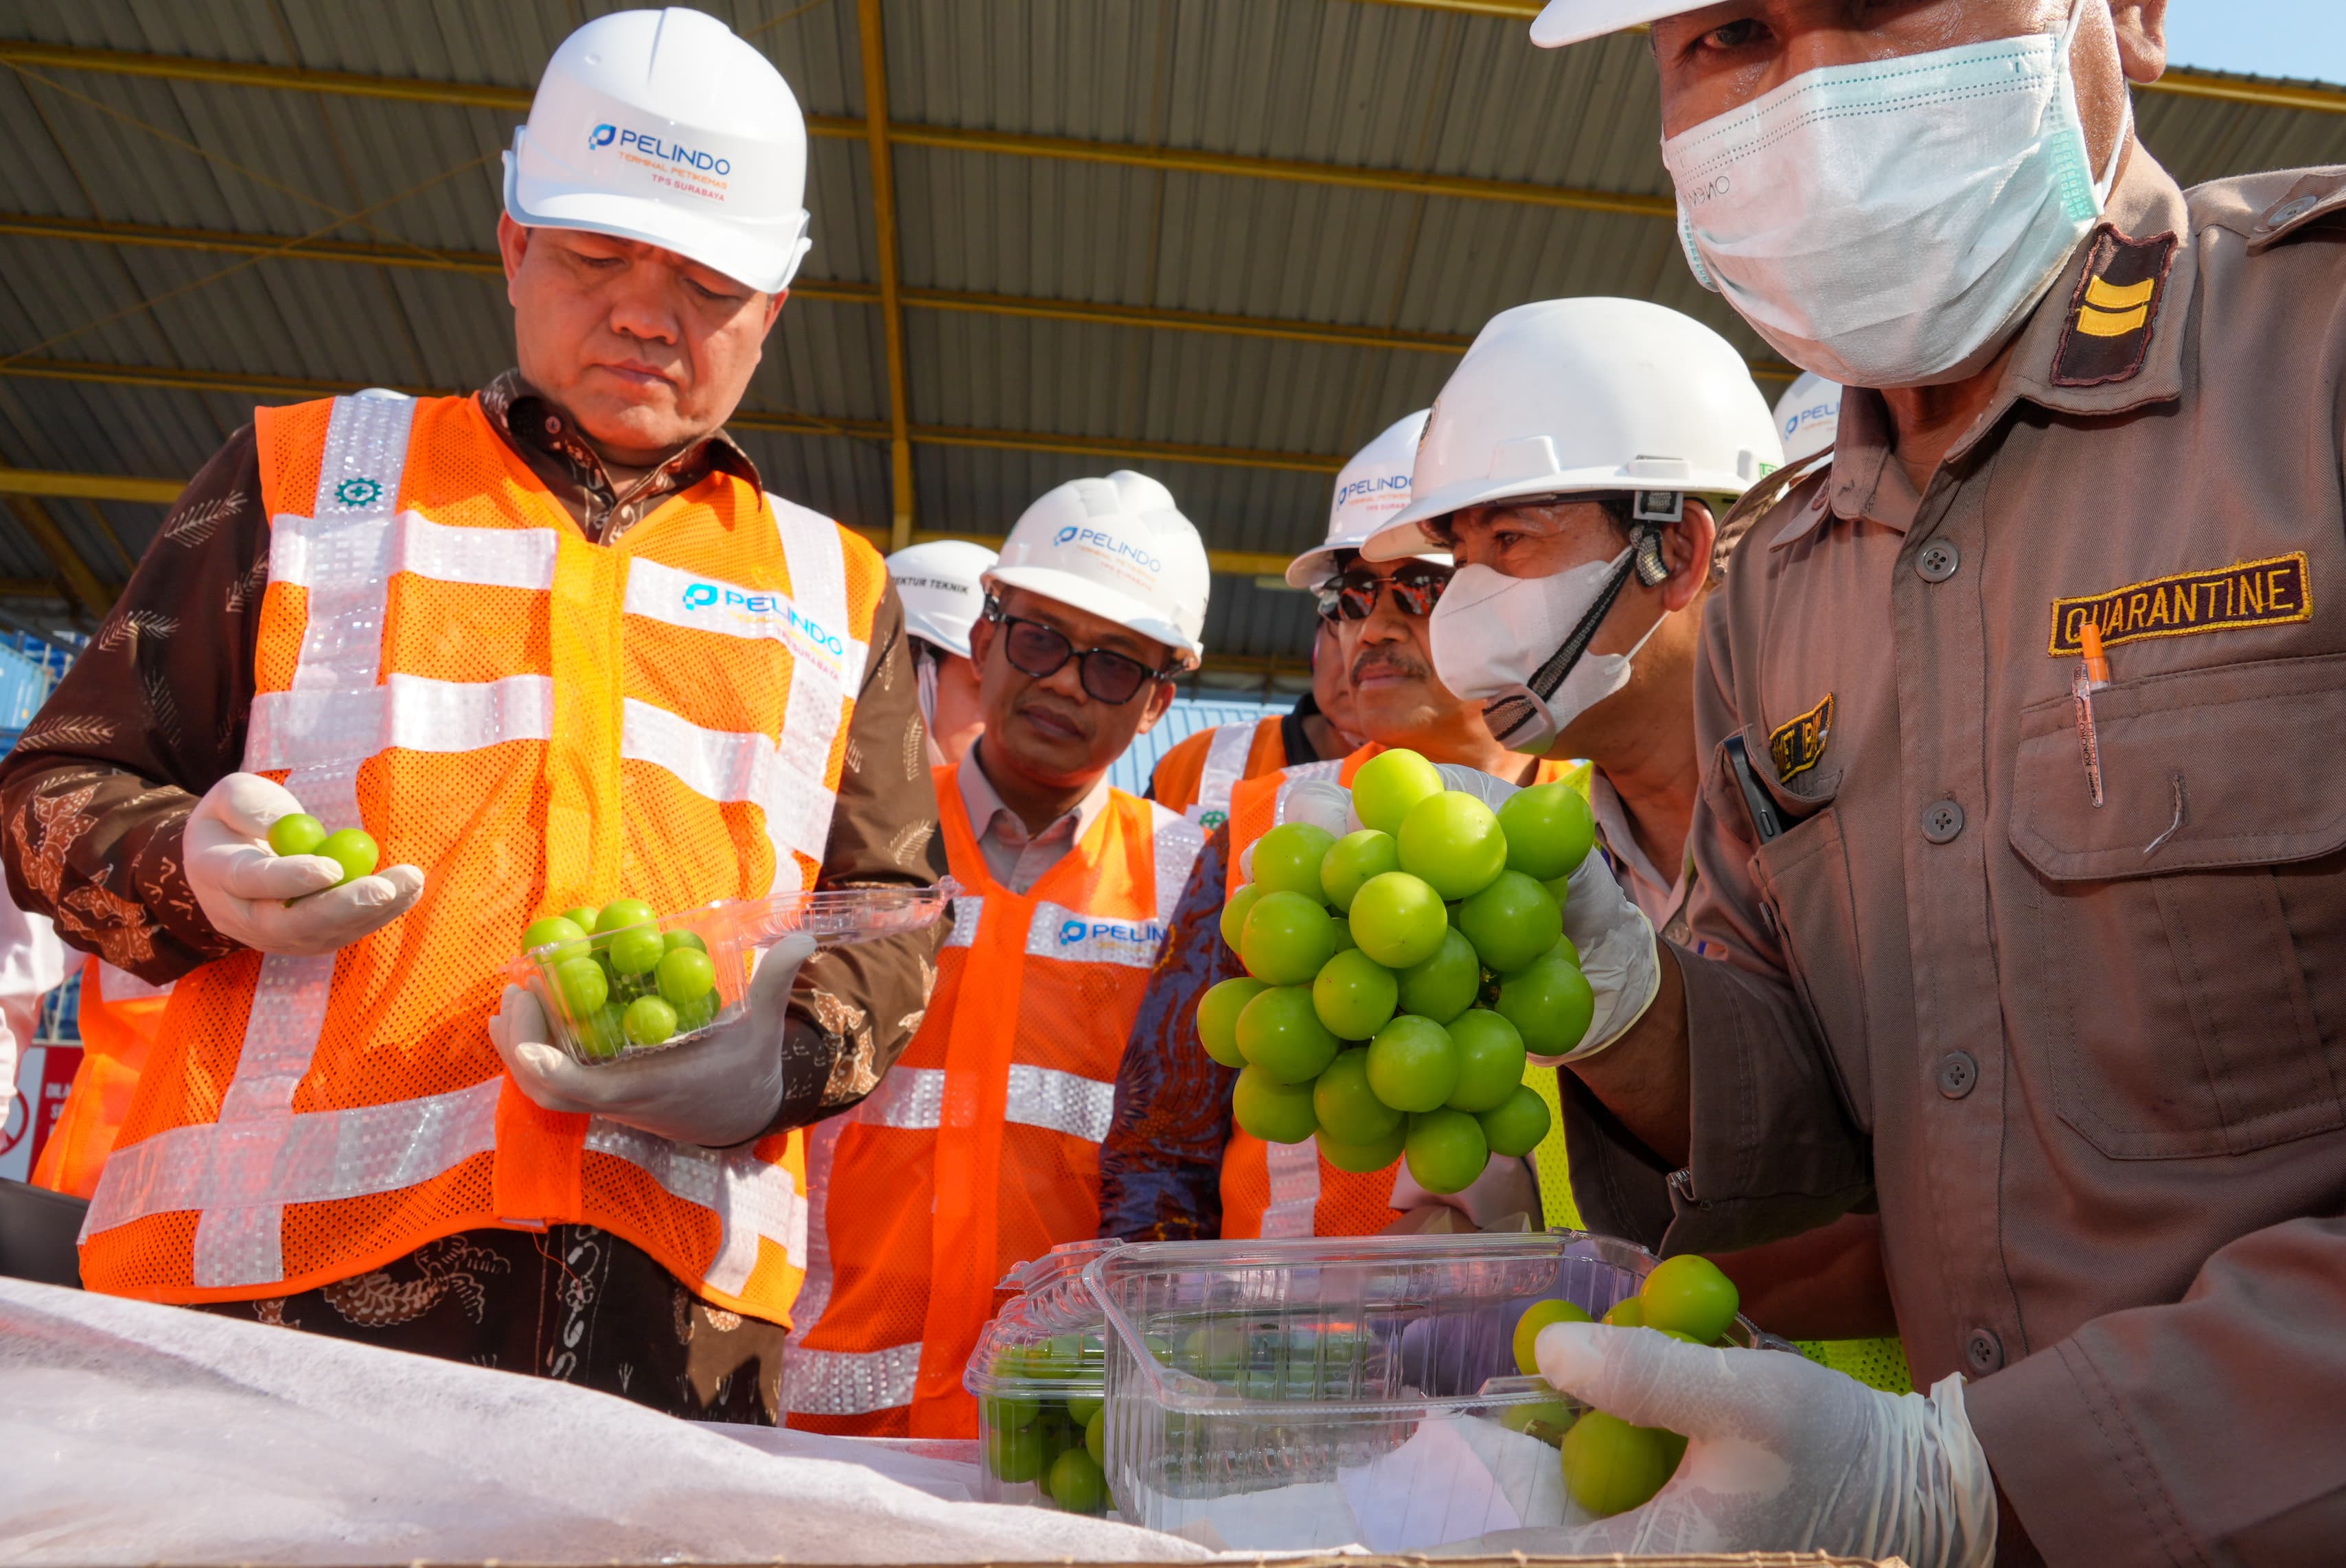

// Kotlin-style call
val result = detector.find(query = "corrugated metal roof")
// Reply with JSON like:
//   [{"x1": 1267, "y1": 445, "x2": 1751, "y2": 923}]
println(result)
[{"x1": 0, "y1": 0, "x2": 2338, "y2": 664}]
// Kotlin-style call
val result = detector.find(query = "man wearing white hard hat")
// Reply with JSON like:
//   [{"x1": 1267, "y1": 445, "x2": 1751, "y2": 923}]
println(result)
[
  {"x1": 0, "y1": 8, "x2": 946, "y2": 1422},
  {"x1": 1148, "y1": 412, "x2": 1431, "y2": 826},
  {"x1": 1773, "y1": 371, "x2": 1843, "y2": 469},
  {"x1": 1361, "y1": 296, "x2": 1910, "y2": 1391},
  {"x1": 888, "y1": 539, "x2": 998, "y2": 768},
  {"x1": 783, "y1": 472, "x2": 1208, "y2": 1438},
  {"x1": 1459, "y1": 3, "x2": 2346, "y2": 1563}
]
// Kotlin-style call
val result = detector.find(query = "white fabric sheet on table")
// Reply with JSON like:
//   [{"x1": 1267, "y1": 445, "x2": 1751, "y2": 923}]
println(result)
[{"x1": 0, "y1": 1279, "x2": 1208, "y2": 1565}]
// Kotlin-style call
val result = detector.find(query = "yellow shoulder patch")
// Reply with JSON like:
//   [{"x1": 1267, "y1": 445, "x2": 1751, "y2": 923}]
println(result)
[
  {"x1": 2049, "y1": 553, "x2": 2312, "y2": 656},
  {"x1": 1768, "y1": 693, "x2": 1835, "y2": 785}
]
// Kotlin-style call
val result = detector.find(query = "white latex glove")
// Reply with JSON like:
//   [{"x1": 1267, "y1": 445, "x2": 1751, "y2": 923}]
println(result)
[
  {"x1": 1549, "y1": 849, "x2": 1659, "y2": 1063},
  {"x1": 1473, "y1": 1321, "x2": 1996, "y2": 1567},
  {"x1": 488, "y1": 932, "x2": 818, "y2": 1147},
  {"x1": 1434, "y1": 762, "x2": 1522, "y2": 812},
  {"x1": 184, "y1": 773, "x2": 424, "y2": 956}
]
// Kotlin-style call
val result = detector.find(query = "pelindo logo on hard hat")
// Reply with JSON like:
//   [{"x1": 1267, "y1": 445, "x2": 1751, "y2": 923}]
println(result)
[
  {"x1": 590, "y1": 123, "x2": 617, "y2": 149},
  {"x1": 1055, "y1": 525, "x2": 1162, "y2": 575}
]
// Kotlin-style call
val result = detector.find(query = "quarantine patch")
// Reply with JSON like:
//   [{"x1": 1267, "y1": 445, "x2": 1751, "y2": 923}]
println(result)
[
  {"x1": 1768, "y1": 693, "x2": 1835, "y2": 785},
  {"x1": 2047, "y1": 553, "x2": 2312, "y2": 656}
]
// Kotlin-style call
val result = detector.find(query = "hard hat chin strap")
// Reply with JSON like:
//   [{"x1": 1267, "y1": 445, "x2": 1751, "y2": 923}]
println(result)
[{"x1": 1480, "y1": 520, "x2": 1669, "y2": 743}]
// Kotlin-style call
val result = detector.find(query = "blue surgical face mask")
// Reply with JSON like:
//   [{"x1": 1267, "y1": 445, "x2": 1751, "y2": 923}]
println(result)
[{"x1": 1660, "y1": 1, "x2": 2130, "y2": 389}]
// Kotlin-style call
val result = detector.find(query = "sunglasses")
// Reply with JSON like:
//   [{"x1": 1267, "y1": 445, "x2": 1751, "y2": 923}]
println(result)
[
  {"x1": 988, "y1": 605, "x2": 1171, "y2": 704},
  {"x1": 1314, "y1": 563, "x2": 1453, "y2": 623}
]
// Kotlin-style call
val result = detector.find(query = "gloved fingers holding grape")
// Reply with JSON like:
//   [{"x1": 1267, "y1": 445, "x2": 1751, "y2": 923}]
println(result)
[{"x1": 184, "y1": 772, "x2": 425, "y2": 956}]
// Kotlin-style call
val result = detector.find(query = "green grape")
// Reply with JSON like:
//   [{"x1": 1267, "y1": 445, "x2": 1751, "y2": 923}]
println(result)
[
  {"x1": 663, "y1": 929, "x2": 709, "y2": 954},
  {"x1": 1085, "y1": 1407, "x2": 1105, "y2": 1464},
  {"x1": 1239, "y1": 891, "x2": 1337, "y2": 986},
  {"x1": 1320, "y1": 829, "x2": 1400, "y2": 912},
  {"x1": 1560, "y1": 1409, "x2": 1678, "y2": 1517},
  {"x1": 1639, "y1": 1255, "x2": 1740, "y2": 1345},
  {"x1": 1067, "y1": 1391, "x2": 1103, "y2": 1427},
  {"x1": 1498, "y1": 782, "x2": 1598, "y2": 880},
  {"x1": 1232, "y1": 1064, "x2": 1320, "y2": 1144},
  {"x1": 1499, "y1": 1397, "x2": 1579, "y2": 1446},
  {"x1": 1478, "y1": 1083, "x2": 1554, "y2": 1157},
  {"x1": 1329, "y1": 920, "x2": 1358, "y2": 953},
  {"x1": 1495, "y1": 951, "x2": 1596, "y2": 1057},
  {"x1": 623, "y1": 994, "x2": 678, "y2": 1046},
  {"x1": 594, "y1": 898, "x2": 656, "y2": 935},
  {"x1": 553, "y1": 956, "x2": 609, "y2": 1019},
  {"x1": 1404, "y1": 1106, "x2": 1488, "y2": 1193},
  {"x1": 1311, "y1": 948, "x2": 1398, "y2": 1040},
  {"x1": 1048, "y1": 1446, "x2": 1110, "y2": 1514},
  {"x1": 1252, "y1": 822, "x2": 1336, "y2": 902},
  {"x1": 1602, "y1": 1297, "x2": 1644, "y2": 1328},
  {"x1": 1396, "y1": 927, "x2": 1480, "y2": 1023},
  {"x1": 1219, "y1": 884, "x2": 1265, "y2": 956},
  {"x1": 1397, "y1": 791, "x2": 1507, "y2": 901},
  {"x1": 1197, "y1": 976, "x2": 1270, "y2": 1068},
  {"x1": 266, "y1": 811, "x2": 327, "y2": 857},
  {"x1": 1028, "y1": 1334, "x2": 1083, "y2": 1379},
  {"x1": 1235, "y1": 986, "x2": 1339, "y2": 1084},
  {"x1": 562, "y1": 905, "x2": 602, "y2": 934},
  {"x1": 1365, "y1": 1015, "x2": 1457, "y2": 1112},
  {"x1": 522, "y1": 915, "x2": 590, "y2": 965},
  {"x1": 1347, "y1": 871, "x2": 1447, "y2": 968},
  {"x1": 673, "y1": 987, "x2": 721, "y2": 1033},
  {"x1": 607, "y1": 925, "x2": 666, "y2": 976},
  {"x1": 989, "y1": 1422, "x2": 1048, "y2": 1484},
  {"x1": 656, "y1": 945, "x2": 718, "y2": 1007},
  {"x1": 1317, "y1": 1124, "x2": 1406, "y2": 1174},
  {"x1": 577, "y1": 1002, "x2": 628, "y2": 1061},
  {"x1": 1513, "y1": 1298, "x2": 1594, "y2": 1375},
  {"x1": 1457, "y1": 871, "x2": 1563, "y2": 973},
  {"x1": 1351, "y1": 748, "x2": 1444, "y2": 835},
  {"x1": 1311, "y1": 1048, "x2": 1403, "y2": 1144},
  {"x1": 318, "y1": 828, "x2": 379, "y2": 885},
  {"x1": 1446, "y1": 1008, "x2": 1528, "y2": 1113}
]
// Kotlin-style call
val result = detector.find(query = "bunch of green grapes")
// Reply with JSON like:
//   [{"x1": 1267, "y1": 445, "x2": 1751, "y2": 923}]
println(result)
[
  {"x1": 520, "y1": 900, "x2": 722, "y2": 1061},
  {"x1": 980, "y1": 1334, "x2": 1112, "y2": 1513},
  {"x1": 1199, "y1": 749, "x2": 1600, "y2": 1194},
  {"x1": 1508, "y1": 1255, "x2": 1743, "y2": 1517}
]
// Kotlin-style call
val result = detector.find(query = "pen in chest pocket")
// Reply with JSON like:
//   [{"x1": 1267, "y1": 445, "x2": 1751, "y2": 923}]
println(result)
[{"x1": 2071, "y1": 620, "x2": 2111, "y2": 807}]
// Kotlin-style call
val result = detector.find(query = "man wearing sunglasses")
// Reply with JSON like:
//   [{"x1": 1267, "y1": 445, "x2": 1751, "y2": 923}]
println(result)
[
  {"x1": 1096, "y1": 424, "x2": 1580, "y2": 1247},
  {"x1": 1149, "y1": 412, "x2": 1425, "y2": 826},
  {"x1": 783, "y1": 472, "x2": 1211, "y2": 1438}
]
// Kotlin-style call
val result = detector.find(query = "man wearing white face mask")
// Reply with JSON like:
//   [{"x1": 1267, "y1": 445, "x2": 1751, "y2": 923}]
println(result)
[{"x1": 1449, "y1": 1, "x2": 2346, "y2": 1565}]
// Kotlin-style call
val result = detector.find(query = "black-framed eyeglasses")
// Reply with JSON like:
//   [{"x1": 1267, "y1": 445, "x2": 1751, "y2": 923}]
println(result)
[
  {"x1": 1314, "y1": 562, "x2": 1453, "y2": 623},
  {"x1": 986, "y1": 601, "x2": 1173, "y2": 704}
]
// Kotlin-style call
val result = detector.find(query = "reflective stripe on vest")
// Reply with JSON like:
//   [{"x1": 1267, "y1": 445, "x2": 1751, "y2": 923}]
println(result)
[
  {"x1": 783, "y1": 772, "x2": 1201, "y2": 1436},
  {"x1": 1185, "y1": 719, "x2": 1262, "y2": 826},
  {"x1": 80, "y1": 392, "x2": 883, "y2": 1321}
]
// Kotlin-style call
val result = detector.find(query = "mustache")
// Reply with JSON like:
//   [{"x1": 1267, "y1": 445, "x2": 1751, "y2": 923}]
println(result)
[{"x1": 1351, "y1": 645, "x2": 1432, "y2": 683}]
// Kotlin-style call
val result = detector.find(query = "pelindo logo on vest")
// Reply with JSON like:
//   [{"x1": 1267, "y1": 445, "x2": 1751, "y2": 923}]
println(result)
[
  {"x1": 1059, "y1": 917, "x2": 1166, "y2": 949},
  {"x1": 680, "y1": 580, "x2": 847, "y2": 660}
]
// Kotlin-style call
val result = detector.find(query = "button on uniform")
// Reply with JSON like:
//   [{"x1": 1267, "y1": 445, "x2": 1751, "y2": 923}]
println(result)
[
  {"x1": 1937, "y1": 1051, "x2": 1978, "y2": 1099},
  {"x1": 1916, "y1": 540, "x2": 1961, "y2": 582},
  {"x1": 1965, "y1": 1328, "x2": 2004, "y2": 1374},
  {"x1": 1921, "y1": 799, "x2": 1964, "y2": 844}
]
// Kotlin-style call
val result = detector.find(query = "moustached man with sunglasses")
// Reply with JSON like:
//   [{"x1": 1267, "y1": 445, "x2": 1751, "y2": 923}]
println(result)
[{"x1": 781, "y1": 470, "x2": 1212, "y2": 1437}]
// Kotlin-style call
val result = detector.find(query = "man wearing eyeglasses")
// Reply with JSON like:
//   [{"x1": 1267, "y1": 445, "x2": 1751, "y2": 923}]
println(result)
[
  {"x1": 1096, "y1": 424, "x2": 1580, "y2": 1246},
  {"x1": 782, "y1": 471, "x2": 1211, "y2": 1437}
]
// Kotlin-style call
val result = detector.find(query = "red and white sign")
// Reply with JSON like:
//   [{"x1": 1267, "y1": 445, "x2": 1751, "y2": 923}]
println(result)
[{"x1": 1, "y1": 1043, "x2": 81, "y2": 1182}]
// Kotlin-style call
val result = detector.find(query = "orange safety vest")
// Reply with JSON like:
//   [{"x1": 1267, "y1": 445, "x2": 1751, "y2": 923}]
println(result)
[
  {"x1": 32, "y1": 959, "x2": 174, "y2": 1199},
  {"x1": 1219, "y1": 745, "x2": 1576, "y2": 1239},
  {"x1": 781, "y1": 763, "x2": 1202, "y2": 1436},
  {"x1": 1149, "y1": 716, "x2": 1286, "y2": 828},
  {"x1": 78, "y1": 391, "x2": 885, "y2": 1326}
]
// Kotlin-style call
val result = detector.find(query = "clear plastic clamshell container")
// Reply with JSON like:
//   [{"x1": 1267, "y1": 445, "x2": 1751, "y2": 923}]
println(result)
[
  {"x1": 966, "y1": 1243, "x2": 1118, "y2": 1514},
  {"x1": 511, "y1": 881, "x2": 958, "y2": 1068},
  {"x1": 1082, "y1": 1230, "x2": 1766, "y2": 1554}
]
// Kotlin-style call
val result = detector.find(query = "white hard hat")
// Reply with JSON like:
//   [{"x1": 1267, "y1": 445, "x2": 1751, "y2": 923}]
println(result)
[
  {"x1": 1528, "y1": 1, "x2": 1691, "y2": 50},
  {"x1": 887, "y1": 539, "x2": 998, "y2": 659},
  {"x1": 1285, "y1": 410, "x2": 1453, "y2": 588},
  {"x1": 1772, "y1": 372, "x2": 1845, "y2": 467},
  {"x1": 505, "y1": 8, "x2": 814, "y2": 293},
  {"x1": 1364, "y1": 297, "x2": 1784, "y2": 560},
  {"x1": 986, "y1": 472, "x2": 1212, "y2": 662}
]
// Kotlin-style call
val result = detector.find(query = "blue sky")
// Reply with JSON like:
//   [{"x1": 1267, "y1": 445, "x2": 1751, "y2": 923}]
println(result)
[{"x1": 2166, "y1": 2, "x2": 2346, "y2": 85}]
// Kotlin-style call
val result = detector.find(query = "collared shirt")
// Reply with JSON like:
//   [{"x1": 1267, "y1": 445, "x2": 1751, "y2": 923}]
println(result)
[
  {"x1": 1587, "y1": 772, "x2": 1686, "y2": 932},
  {"x1": 957, "y1": 740, "x2": 1112, "y2": 895},
  {"x1": 1563, "y1": 149, "x2": 2346, "y2": 1563},
  {"x1": 0, "y1": 370, "x2": 946, "y2": 1135}
]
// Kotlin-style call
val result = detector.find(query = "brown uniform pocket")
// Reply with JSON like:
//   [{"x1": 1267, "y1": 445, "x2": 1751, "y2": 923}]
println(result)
[
  {"x1": 2008, "y1": 654, "x2": 2346, "y2": 1158},
  {"x1": 1750, "y1": 805, "x2": 1873, "y2": 1133}
]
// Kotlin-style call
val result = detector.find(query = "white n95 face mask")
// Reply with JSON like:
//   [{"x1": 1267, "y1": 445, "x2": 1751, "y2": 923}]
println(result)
[
  {"x1": 1429, "y1": 551, "x2": 1664, "y2": 752},
  {"x1": 1661, "y1": 0, "x2": 2129, "y2": 389}
]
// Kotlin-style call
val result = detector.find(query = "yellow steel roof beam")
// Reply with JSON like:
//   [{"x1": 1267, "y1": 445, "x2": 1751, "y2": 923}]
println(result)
[{"x1": 855, "y1": 0, "x2": 918, "y2": 551}]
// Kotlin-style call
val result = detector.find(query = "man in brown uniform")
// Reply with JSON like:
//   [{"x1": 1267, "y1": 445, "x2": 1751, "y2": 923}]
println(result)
[{"x1": 1431, "y1": 0, "x2": 2346, "y2": 1563}]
